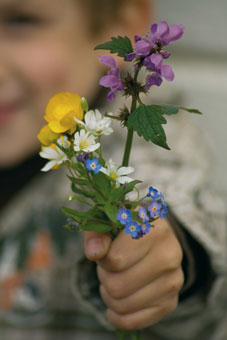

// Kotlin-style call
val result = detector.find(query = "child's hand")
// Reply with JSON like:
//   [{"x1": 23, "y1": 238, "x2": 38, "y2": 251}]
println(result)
[{"x1": 84, "y1": 218, "x2": 184, "y2": 331}]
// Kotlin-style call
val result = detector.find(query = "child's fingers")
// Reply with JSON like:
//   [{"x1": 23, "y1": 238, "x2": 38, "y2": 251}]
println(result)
[{"x1": 83, "y1": 231, "x2": 112, "y2": 261}]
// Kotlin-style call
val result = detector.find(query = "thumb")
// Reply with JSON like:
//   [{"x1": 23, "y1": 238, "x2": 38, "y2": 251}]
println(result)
[{"x1": 83, "y1": 231, "x2": 112, "y2": 261}]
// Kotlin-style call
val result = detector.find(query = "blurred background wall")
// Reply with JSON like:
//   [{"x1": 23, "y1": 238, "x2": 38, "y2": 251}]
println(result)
[{"x1": 155, "y1": 0, "x2": 227, "y2": 192}]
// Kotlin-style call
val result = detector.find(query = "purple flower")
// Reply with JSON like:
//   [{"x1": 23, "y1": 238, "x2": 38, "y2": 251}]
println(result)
[
  {"x1": 158, "y1": 193, "x2": 168, "y2": 218},
  {"x1": 160, "y1": 50, "x2": 171, "y2": 59},
  {"x1": 132, "y1": 230, "x2": 145, "y2": 240},
  {"x1": 99, "y1": 56, "x2": 123, "y2": 101},
  {"x1": 85, "y1": 158, "x2": 102, "y2": 174},
  {"x1": 135, "y1": 37, "x2": 153, "y2": 57},
  {"x1": 116, "y1": 208, "x2": 132, "y2": 225},
  {"x1": 140, "y1": 221, "x2": 151, "y2": 234},
  {"x1": 144, "y1": 54, "x2": 163, "y2": 70},
  {"x1": 138, "y1": 207, "x2": 149, "y2": 222},
  {"x1": 144, "y1": 54, "x2": 174, "y2": 89},
  {"x1": 146, "y1": 72, "x2": 163, "y2": 88},
  {"x1": 149, "y1": 21, "x2": 184, "y2": 46},
  {"x1": 148, "y1": 201, "x2": 161, "y2": 218},
  {"x1": 125, "y1": 220, "x2": 140, "y2": 238},
  {"x1": 148, "y1": 186, "x2": 160, "y2": 199},
  {"x1": 125, "y1": 21, "x2": 183, "y2": 89},
  {"x1": 160, "y1": 203, "x2": 168, "y2": 218},
  {"x1": 129, "y1": 21, "x2": 184, "y2": 61},
  {"x1": 77, "y1": 153, "x2": 90, "y2": 162}
]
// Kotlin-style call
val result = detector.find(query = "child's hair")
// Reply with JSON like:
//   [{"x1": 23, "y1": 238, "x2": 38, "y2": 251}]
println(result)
[{"x1": 79, "y1": 0, "x2": 126, "y2": 34}]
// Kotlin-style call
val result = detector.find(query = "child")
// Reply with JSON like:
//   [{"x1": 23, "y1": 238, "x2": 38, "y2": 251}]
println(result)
[{"x1": 0, "y1": 0, "x2": 226, "y2": 339}]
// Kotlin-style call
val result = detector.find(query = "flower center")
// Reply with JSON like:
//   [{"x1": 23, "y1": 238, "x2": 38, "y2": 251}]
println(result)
[
  {"x1": 110, "y1": 172, "x2": 117, "y2": 179},
  {"x1": 80, "y1": 139, "x2": 89, "y2": 149}
]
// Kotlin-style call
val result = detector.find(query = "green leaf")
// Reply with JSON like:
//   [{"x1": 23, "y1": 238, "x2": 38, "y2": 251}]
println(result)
[
  {"x1": 91, "y1": 172, "x2": 111, "y2": 198},
  {"x1": 160, "y1": 105, "x2": 179, "y2": 115},
  {"x1": 108, "y1": 186, "x2": 125, "y2": 202},
  {"x1": 71, "y1": 161, "x2": 86, "y2": 174},
  {"x1": 122, "y1": 180, "x2": 142, "y2": 195},
  {"x1": 71, "y1": 183, "x2": 95, "y2": 199},
  {"x1": 127, "y1": 105, "x2": 170, "y2": 150},
  {"x1": 68, "y1": 194, "x2": 91, "y2": 205},
  {"x1": 61, "y1": 206, "x2": 97, "y2": 223},
  {"x1": 160, "y1": 104, "x2": 202, "y2": 115},
  {"x1": 103, "y1": 203, "x2": 119, "y2": 224},
  {"x1": 179, "y1": 107, "x2": 203, "y2": 114},
  {"x1": 81, "y1": 221, "x2": 112, "y2": 233},
  {"x1": 153, "y1": 104, "x2": 202, "y2": 116},
  {"x1": 108, "y1": 180, "x2": 141, "y2": 202},
  {"x1": 94, "y1": 36, "x2": 133, "y2": 59},
  {"x1": 67, "y1": 176, "x2": 88, "y2": 186}
]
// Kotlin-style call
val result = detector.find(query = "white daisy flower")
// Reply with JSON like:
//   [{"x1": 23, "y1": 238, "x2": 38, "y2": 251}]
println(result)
[
  {"x1": 74, "y1": 129, "x2": 100, "y2": 152},
  {"x1": 100, "y1": 159, "x2": 134, "y2": 184},
  {"x1": 74, "y1": 109, "x2": 113, "y2": 136},
  {"x1": 40, "y1": 145, "x2": 68, "y2": 172}
]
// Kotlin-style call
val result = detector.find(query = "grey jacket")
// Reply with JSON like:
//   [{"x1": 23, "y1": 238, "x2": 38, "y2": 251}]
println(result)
[{"x1": 0, "y1": 110, "x2": 226, "y2": 340}]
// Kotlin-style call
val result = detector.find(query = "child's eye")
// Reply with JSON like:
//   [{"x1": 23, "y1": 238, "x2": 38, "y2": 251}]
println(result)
[{"x1": 4, "y1": 13, "x2": 41, "y2": 28}]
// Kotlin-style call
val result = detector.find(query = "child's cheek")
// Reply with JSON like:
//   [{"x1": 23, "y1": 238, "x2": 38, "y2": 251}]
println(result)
[{"x1": 19, "y1": 42, "x2": 75, "y2": 97}]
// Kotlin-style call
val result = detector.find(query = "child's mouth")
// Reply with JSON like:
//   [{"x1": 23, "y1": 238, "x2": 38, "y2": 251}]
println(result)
[{"x1": 0, "y1": 103, "x2": 21, "y2": 126}]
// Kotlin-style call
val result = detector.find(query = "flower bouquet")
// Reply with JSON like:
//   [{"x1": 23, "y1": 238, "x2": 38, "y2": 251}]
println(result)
[{"x1": 38, "y1": 21, "x2": 201, "y2": 340}]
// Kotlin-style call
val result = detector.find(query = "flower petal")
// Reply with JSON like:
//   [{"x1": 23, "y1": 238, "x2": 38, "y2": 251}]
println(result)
[
  {"x1": 84, "y1": 143, "x2": 100, "y2": 152},
  {"x1": 99, "y1": 167, "x2": 108, "y2": 176},
  {"x1": 99, "y1": 55, "x2": 117, "y2": 69},
  {"x1": 99, "y1": 75, "x2": 120, "y2": 88},
  {"x1": 107, "y1": 91, "x2": 116, "y2": 102},
  {"x1": 156, "y1": 21, "x2": 169, "y2": 38},
  {"x1": 146, "y1": 73, "x2": 163, "y2": 88},
  {"x1": 161, "y1": 64, "x2": 174, "y2": 81},
  {"x1": 40, "y1": 147, "x2": 59, "y2": 160},
  {"x1": 150, "y1": 54, "x2": 163, "y2": 68},
  {"x1": 117, "y1": 166, "x2": 134, "y2": 176},
  {"x1": 135, "y1": 39, "x2": 152, "y2": 57},
  {"x1": 117, "y1": 176, "x2": 134, "y2": 184},
  {"x1": 41, "y1": 160, "x2": 57, "y2": 172},
  {"x1": 48, "y1": 121, "x2": 68, "y2": 133},
  {"x1": 168, "y1": 24, "x2": 184, "y2": 42}
]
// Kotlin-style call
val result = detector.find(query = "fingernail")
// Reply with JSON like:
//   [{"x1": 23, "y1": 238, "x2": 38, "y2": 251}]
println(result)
[{"x1": 87, "y1": 238, "x2": 103, "y2": 257}]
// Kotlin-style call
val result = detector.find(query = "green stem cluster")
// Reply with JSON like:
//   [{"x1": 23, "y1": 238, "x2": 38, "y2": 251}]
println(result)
[
  {"x1": 119, "y1": 66, "x2": 142, "y2": 340},
  {"x1": 122, "y1": 92, "x2": 138, "y2": 167},
  {"x1": 117, "y1": 330, "x2": 141, "y2": 340}
]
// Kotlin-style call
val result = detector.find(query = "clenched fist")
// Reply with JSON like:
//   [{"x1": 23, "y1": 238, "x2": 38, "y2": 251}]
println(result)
[{"x1": 84, "y1": 217, "x2": 184, "y2": 331}]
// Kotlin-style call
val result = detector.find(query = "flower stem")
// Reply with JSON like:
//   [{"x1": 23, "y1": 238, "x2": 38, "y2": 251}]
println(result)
[
  {"x1": 131, "y1": 330, "x2": 141, "y2": 340},
  {"x1": 122, "y1": 96, "x2": 137, "y2": 167},
  {"x1": 116, "y1": 330, "x2": 142, "y2": 340},
  {"x1": 117, "y1": 329, "x2": 127, "y2": 340}
]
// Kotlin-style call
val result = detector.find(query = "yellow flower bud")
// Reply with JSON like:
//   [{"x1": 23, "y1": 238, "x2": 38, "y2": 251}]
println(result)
[
  {"x1": 37, "y1": 125, "x2": 60, "y2": 146},
  {"x1": 44, "y1": 92, "x2": 84, "y2": 134}
]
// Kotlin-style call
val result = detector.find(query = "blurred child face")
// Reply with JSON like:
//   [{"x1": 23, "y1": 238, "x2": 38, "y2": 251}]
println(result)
[{"x1": 0, "y1": 0, "x2": 103, "y2": 167}]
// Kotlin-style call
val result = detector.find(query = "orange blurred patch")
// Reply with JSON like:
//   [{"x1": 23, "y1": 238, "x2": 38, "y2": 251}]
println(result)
[
  {"x1": 0, "y1": 272, "x2": 23, "y2": 310},
  {"x1": 26, "y1": 230, "x2": 53, "y2": 271}
]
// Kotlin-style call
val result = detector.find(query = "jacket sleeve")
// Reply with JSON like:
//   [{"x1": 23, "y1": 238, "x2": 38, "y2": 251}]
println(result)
[
  {"x1": 129, "y1": 113, "x2": 227, "y2": 278},
  {"x1": 72, "y1": 113, "x2": 227, "y2": 338}
]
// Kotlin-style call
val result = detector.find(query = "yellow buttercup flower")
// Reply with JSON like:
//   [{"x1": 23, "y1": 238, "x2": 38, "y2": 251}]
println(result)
[
  {"x1": 37, "y1": 124, "x2": 60, "y2": 146},
  {"x1": 44, "y1": 92, "x2": 84, "y2": 134}
]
